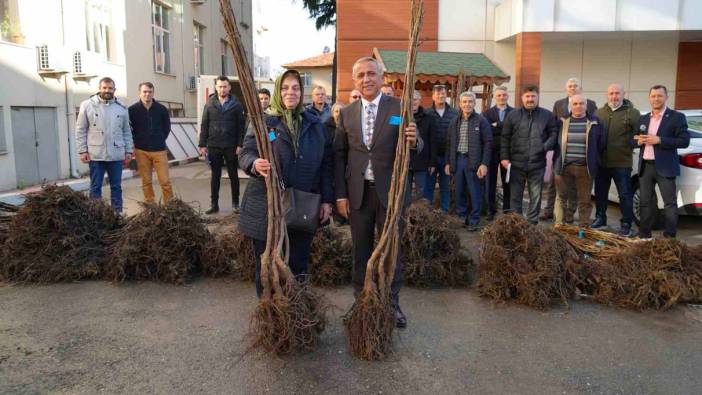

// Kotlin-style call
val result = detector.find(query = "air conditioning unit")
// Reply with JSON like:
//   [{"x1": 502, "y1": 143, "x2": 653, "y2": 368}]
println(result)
[
  {"x1": 190, "y1": 0, "x2": 206, "y2": 4},
  {"x1": 37, "y1": 45, "x2": 52, "y2": 71},
  {"x1": 186, "y1": 75, "x2": 197, "y2": 91},
  {"x1": 73, "y1": 51, "x2": 83, "y2": 74}
]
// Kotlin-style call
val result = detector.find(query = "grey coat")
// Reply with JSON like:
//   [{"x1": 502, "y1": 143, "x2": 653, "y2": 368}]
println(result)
[{"x1": 76, "y1": 95, "x2": 133, "y2": 161}]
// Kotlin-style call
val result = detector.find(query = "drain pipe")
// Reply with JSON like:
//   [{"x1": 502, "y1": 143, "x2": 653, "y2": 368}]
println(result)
[{"x1": 60, "y1": 0, "x2": 80, "y2": 178}]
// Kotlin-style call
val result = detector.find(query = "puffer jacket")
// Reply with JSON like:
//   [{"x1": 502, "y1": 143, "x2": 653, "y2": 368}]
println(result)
[
  {"x1": 76, "y1": 94, "x2": 133, "y2": 161},
  {"x1": 500, "y1": 106, "x2": 558, "y2": 171},
  {"x1": 238, "y1": 110, "x2": 334, "y2": 240},
  {"x1": 445, "y1": 111, "x2": 493, "y2": 173}
]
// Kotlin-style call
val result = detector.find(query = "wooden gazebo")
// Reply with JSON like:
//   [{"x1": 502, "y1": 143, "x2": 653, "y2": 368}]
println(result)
[{"x1": 373, "y1": 48, "x2": 510, "y2": 109}]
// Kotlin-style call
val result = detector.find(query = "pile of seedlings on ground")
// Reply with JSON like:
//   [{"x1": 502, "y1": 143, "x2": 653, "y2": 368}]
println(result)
[
  {"x1": 0, "y1": 185, "x2": 122, "y2": 283},
  {"x1": 402, "y1": 200, "x2": 475, "y2": 287},
  {"x1": 577, "y1": 239, "x2": 702, "y2": 310},
  {"x1": 105, "y1": 199, "x2": 209, "y2": 284},
  {"x1": 309, "y1": 225, "x2": 353, "y2": 287},
  {"x1": 202, "y1": 227, "x2": 256, "y2": 280},
  {"x1": 0, "y1": 201, "x2": 18, "y2": 246},
  {"x1": 478, "y1": 214, "x2": 581, "y2": 309}
]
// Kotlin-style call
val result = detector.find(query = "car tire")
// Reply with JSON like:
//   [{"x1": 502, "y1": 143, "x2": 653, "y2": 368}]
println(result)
[{"x1": 632, "y1": 179, "x2": 664, "y2": 229}]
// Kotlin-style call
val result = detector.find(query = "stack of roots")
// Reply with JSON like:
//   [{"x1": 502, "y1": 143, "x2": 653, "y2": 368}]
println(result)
[
  {"x1": 309, "y1": 225, "x2": 353, "y2": 286},
  {"x1": 0, "y1": 201, "x2": 19, "y2": 246},
  {"x1": 105, "y1": 199, "x2": 210, "y2": 284},
  {"x1": 478, "y1": 214, "x2": 580, "y2": 309},
  {"x1": 0, "y1": 185, "x2": 122, "y2": 282},
  {"x1": 579, "y1": 239, "x2": 702, "y2": 310},
  {"x1": 402, "y1": 201, "x2": 475, "y2": 287},
  {"x1": 202, "y1": 226, "x2": 256, "y2": 280}
]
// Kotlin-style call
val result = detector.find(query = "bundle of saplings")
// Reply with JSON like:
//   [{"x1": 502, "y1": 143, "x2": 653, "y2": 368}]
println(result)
[
  {"x1": 0, "y1": 201, "x2": 18, "y2": 246},
  {"x1": 0, "y1": 185, "x2": 122, "y2": 283},
  {"x1": 478, "y1": 214, "x2": 580, "y2": 309},
  {"x1": 105, "y1": 199, "x2": 209, "y2": 284},
  {"x1": 401, "y1": 200, "x2": 475, "y2": 287},
  {"x1": 309, "y1": 225, "x2": 353, "y2": 286},
  {"x1": 202, "y1": 227, "x2": 256, "y2": 280},
  {"x1": 584, "y1": 239, "x2": 702, "y2": 310}
]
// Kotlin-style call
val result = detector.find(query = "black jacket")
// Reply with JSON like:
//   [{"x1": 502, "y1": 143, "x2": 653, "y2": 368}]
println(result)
[
  {"x1": 426, "y1": 103, "x2": 459, "y2": 159},
  {"x1": 483, "y1": 105, "x2": 513, "y2": 154},
  {"x1": 410, "y1": 107, "x2": 438, "y2": 171},
  {"x1": 198, "y1": 94, "x2": 246, "y2": 148},
  {"x1": 552, "y1": 97, "x2": 598, "y2": 120},
  {"x1": 500, "y1": 107, "x2": 558, "y2": 171},
  {"x1": 323, "y1": 116, "x2": 337, "y2": 145},
  {"x1": 238, "y1": 110, "x2": 334, "y2": 240},
  {"x1": 445, "y1": 111, "x2": 493, "y2": 173},
  {"x1": 128, "y1": 100, "x2": 171, "y2": 152}
]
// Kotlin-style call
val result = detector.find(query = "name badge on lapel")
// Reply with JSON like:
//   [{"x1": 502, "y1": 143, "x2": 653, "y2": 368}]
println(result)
[{"x1": 388, "y1": 115, "x2": 402, "y2": 126}]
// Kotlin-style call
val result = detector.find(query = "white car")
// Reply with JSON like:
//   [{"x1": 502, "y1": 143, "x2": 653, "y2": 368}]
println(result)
[{"x1": 609, "y1": 109, "x2": 702, "y2": 223}]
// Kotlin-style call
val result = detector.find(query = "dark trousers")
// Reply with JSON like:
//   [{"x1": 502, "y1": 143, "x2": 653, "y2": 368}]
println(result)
[
  {"x1": 486, "y1": 151, "x2": 510, "y2": 215},
  {"x1": 455, "y1": 156, "x2": 482, "y2": 225},
  {"x1": 594, "y1": 166, "x2": 634, "y2": 226},
  {"x1": 209, "y1": 146, "x2": 239, "y2": 206},
  {"x1": 423, "y1": 156, "x2": 450, "y2": 212},
  {"x1": 89, "y1": 160, "x2": 123, "y2": 212},
  {"x1": 253, "y1": 229, "x2": 315, "y2": 297},
  {"x1": 543, "y1": 151, "x2": 577, "y2": 220},
  {"x1": 510, "y1": 166, "x2": 545, "y2": 224},
  {"x1": 408, "y1": 170, "x2": 427, "y2": 201},
  {"x1": 554, "y1": 164, "x2": 593, "y2": 227},
  {"x1": 349, "y1": 181, "x2": 403, "y2": 304},
  {"x1": 639, "y1": 160, "x2": 678, "y2": 238}
]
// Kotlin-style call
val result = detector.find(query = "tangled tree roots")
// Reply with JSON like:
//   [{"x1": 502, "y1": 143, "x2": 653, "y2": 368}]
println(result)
[
  {"x1": 478, "y1": 214, "x2": 580, "y2": 309},
  {"x1": 0, "y1": 185, "x2": 122, "y2": 283},
  {"x1": 105, "y1": 200, "x2": 209, "y2": 284},
  {"x1": 402, "y1": 200, "x2": 475, "y2": 287},
  {"x1": 343, "y1": 287, "x2": 395, "y2": 360},
  {"x1": 309, "y1": 225, "x2": 353, "y2": 287},
  {"x1": 585, "y1": 239, "x2": 702, "y2": 310},
  {"x1": 202, "y1": 228, "x2": 255, "y2": 280},
  {"x1": 250, "y1": 277, "x2": 328, "y2": 355}
]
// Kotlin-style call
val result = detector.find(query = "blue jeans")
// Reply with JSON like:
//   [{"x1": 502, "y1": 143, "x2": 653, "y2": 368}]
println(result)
[
  {"x1": 89, "y1": 160, "x2": 124, "y2": 212},
  {"x1": 455, "y1": 156, "x2": 482, "y2": 225},
  {"x1": 594, "y1": 167, "x2": 634, "y2": 226},
  {"x1": 409, "y1": 170, "x2": 427, "y2": 201},
  {"x1": 423, "y1": 156, "x2": 450, "y2": 212},
  {"x1": 253, "y1": 229, "x2": 315, "y2": 298}
]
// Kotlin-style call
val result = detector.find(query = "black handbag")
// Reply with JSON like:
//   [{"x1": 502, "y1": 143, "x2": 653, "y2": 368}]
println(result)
[{"x1": 282, "y1": 187, "x2": 321, "y2": 233}]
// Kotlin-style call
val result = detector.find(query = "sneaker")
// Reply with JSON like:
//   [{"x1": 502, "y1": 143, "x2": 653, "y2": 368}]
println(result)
[
  {"x1": 232, "y1": 203, "x2": 240, "y2": 213},
  {"x1": 618, "y1": 225, "x2": 634, "y2": 237},
  {"x1": 639, "y1": 233, "x2": 652, "y2": 241},
  {"x1": 205, "y1": 206, "x2": 219, "y2": 215},
  {"x1": 486, "y1": 213, "x2": 496, "y2": 222},
  {"x1": 590, "y1": 217, "x2": 607, "y2": 229}
]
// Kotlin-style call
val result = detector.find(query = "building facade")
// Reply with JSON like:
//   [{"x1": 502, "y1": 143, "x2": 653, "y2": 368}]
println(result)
[
  {"x1": 282, "y1": 52, "x2": 334, "y2": 105},
  {"x1": 336, "y1": 0, "x2": 702, "y2": 112},
  {"x1": 0, "y1": 0, "x2": 252, "y2": 191}
]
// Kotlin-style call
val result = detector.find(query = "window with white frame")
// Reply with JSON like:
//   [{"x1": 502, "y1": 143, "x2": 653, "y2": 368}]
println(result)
[
  {"x1": 193, "y1": 22, "x2": 205, "y2": 75},
  {"x1": 84, "y1": 0, "x2": 114, "y2": 61},
  {"x1": 301, "y1": 72, "x2": 312, "y2": 88},
  {"x1": 151, "y1": 1, "x2": 171, "y2": 73},
  {"x1": 221, "y1": 39, "x2": 234, "y2": 76}
]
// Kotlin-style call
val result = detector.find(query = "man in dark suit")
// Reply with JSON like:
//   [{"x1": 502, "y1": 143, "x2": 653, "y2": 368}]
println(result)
[
  {"x1": 483, "y1": 86, "x2": 513, "y2": 220},
  {"x1": 635, "y1": 85, "x2": 690, "y2": 239},
  {"x1": 542, "y1": 78, "x2": 597, "y2": 222},
  {"x1": 335, "y1": 56, "x2": 421, "y2": 329}
]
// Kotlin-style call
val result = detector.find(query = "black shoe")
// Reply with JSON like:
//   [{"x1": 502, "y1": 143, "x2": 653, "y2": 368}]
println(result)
[
  {"x1": 205, "y1": 206, "x2": 219, "y2": 215},
  {"x1": 486, "y1": 213, "x2": 496, "y2": 221},
  {"x1": 618, "y1": 224, "x2": 634, "y2": 237},
  {"x1": 232, "y1": 203, "x2": 240, "y2": 213},
  {"x1": 539, "y1": 212, "x2": 553, "y2": 221},
  {"x1": 590, "y1": 217, "x2": 607, "y2": 229},
  {"x1": 467, "y1": 224, "x2": 479, "y2": 232},
  {"x1": 394, "y1": 305, "x2": 407, "y2": 328}
]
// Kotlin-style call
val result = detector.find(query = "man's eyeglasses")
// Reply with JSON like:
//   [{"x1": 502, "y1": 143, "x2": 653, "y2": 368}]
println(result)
[{"x1": 351, "y1": 95, "x2": 361, "y2": 99}]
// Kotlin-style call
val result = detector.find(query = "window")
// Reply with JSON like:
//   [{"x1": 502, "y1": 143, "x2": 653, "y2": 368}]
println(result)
[
  {"x1": 221, "y1": 39, "x2": 233, "y2": 76},
  {"x1": 0, "y1": 0, "x2": 21, "y2": 43},
  {"x1": 85, "y1": 0, "x2": 113, "y2": 61},
  {"x1": 0, "y1": 107, "x2": 6, "y2": 153},
  {"x1": 193, "y1": 22, "x2": 205, "y2": 75},
  {"x1": 301, "y1": 72, "x2": 312, "y2": 87},
  {"x1": 152, "y1": 1, "x2": 171, "y2": 73}
]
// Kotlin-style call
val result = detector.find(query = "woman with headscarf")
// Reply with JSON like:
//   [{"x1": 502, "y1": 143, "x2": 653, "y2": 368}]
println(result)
[{"x1": 238, "y1": 69, "x2": 334, "y2": 296}]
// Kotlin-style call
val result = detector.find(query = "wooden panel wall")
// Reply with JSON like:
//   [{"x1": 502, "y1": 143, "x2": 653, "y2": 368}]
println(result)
[
  {"x1": 335, "y1": 0, "x2": 439, "y2": 102},
  {"x1": 514, "y1": 32, "x2": 542, "y2": 106},
  {"x1": 675, "y1": 42, "x2": 702, "y2": 110}
]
